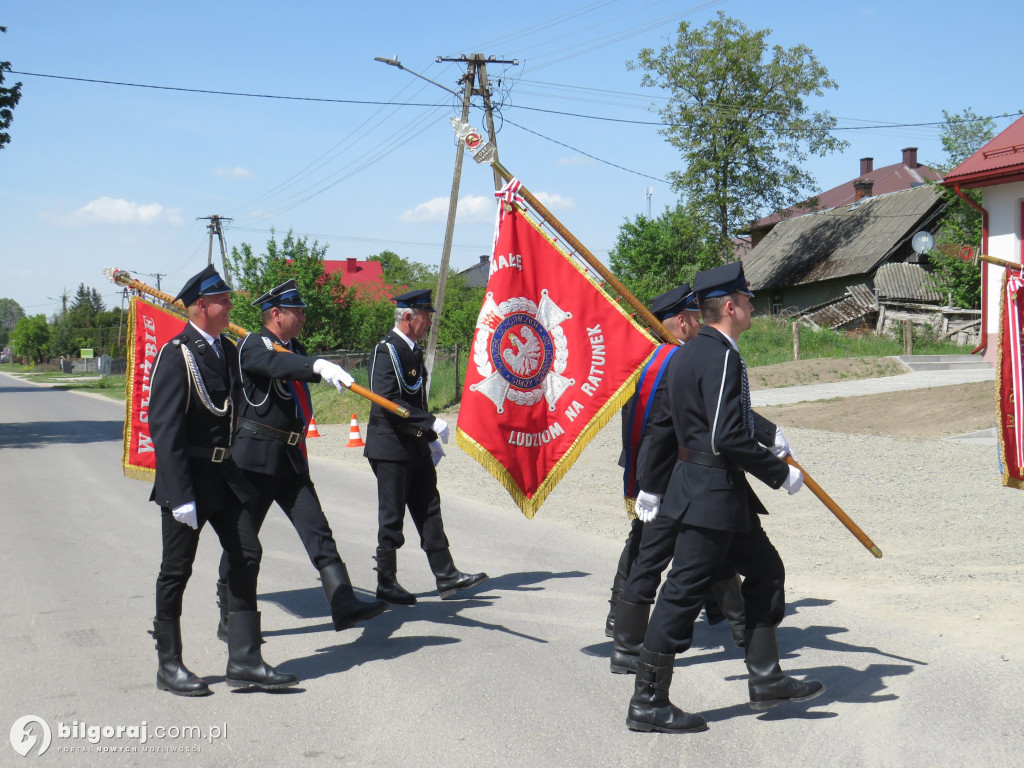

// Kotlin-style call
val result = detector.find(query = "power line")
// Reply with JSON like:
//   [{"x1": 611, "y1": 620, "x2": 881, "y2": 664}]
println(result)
[
  {"x1": 13, "y1": 69, "x2": 1018, "y2": 134},
  {"x1": 503, "y1": 117, "x2": 668, "y2": 183}
]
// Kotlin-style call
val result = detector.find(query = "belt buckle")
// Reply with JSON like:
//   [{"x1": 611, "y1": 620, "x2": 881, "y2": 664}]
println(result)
[
  {"x1": 210, "y1": 446, "x2": 227, "y2": 463},
  {"x1": 287, "y1": 432, "x2": 300, "y2": 446}
]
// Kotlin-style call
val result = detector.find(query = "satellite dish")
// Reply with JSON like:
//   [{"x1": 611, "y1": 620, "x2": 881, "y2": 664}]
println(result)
[{"x1": 912, "y1": 231, "x2": 935, "y2": 255}]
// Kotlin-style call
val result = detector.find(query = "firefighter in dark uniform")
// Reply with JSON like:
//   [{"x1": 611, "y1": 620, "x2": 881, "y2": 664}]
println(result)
[
  {"x1": 610, "y1": 284, "x2": 762, "y2": 674},
  {"x1": 364, "y1": 289, "x2": 487, "y2": 604},
  {"x1": 626, "y1": 262, "x2": 823, "y2": 733},
  {"x1": 213, "y1": 279, "x2": 386, "y2": 639},
  {"x1": 148, "y1": 265, "x2": 297, "y2": 695}
]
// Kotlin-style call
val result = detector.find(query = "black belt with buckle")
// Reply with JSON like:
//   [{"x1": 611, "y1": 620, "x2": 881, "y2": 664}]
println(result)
[
  {"x1": 677, "y1": 446, "x2": 731, "y2": 469},
  {"x1": 237, "y1": 417, "x2": 302, "y2": 446},
  {"x1": 370, "y1": 417, "x2": 424, "y2": 438},
  {"x1": 188, "y1": 445, "x2": 231, "y2": 463}
]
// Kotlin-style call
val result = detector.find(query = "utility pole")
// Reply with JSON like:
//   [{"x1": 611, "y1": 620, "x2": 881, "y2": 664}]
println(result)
[
  {"x1": 646, "y1": 187, "x2": 653, "y2": 218},
  {"x1": 424, "y1": 53, "x2": 516, "y2": 396},
  {"x1": 198, "y1": 215, "x2": 234, "y2": 287}
]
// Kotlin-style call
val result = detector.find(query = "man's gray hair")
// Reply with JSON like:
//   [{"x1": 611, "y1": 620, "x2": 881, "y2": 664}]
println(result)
[{"x1": 395, "y1": 306, "x2": 416, "y2": 325}]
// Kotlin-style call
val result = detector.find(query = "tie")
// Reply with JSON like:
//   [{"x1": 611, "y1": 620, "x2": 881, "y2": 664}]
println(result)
[
  {"x1": 740, "y1": 358, "x2": 755, "y2": 438},
  {"x1": 212, "y1": 338, "x2": 222, "y2": 358}
]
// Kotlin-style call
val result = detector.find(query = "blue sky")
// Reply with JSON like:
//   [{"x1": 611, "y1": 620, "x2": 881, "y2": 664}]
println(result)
[{"x1": 2, "y1": 0, "x2": 1020, "y2": 318}]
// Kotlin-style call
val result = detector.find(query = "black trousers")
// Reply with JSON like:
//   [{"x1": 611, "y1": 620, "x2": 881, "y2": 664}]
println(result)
[
  {"x1": 613, "y1": 517, "x2": 645, "y2": 583},
  {"x1": 621, "y1": 513, "x2": 680, "y2": 605},
  {"x1": 368, "y1": 456, "x2": 449, "y2": 552},
  {"x1": 155, "y1": 500, "x2": 257, "y2": 621},
  {"x1": 220, "y1": 471, "x2": 342, "y2": 580},
  {"x1": 643, "y1": 520, "x2": 785, "y2": 655}
]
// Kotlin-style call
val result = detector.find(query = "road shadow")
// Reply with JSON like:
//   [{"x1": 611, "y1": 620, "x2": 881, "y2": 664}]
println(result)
[
  {"x1": 263, "y1": 570, "x2": 590, "y2": 682},
  {"x1": 0, "y1": 419, "x2": 124, "y2": 448}
]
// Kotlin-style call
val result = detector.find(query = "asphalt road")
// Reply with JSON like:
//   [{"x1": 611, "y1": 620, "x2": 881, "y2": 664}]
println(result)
[{"x1": 1, "y1": 371, "x2": 1021, "y2": 768}]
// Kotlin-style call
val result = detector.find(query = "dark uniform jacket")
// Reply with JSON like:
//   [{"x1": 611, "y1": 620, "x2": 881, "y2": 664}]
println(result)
[
  {"x1": 232, "y1": 329, "x2": 319, "y2": 477},
  {"x1": 148, "y1": 323, "x2": 251, "y2": 511},
  {"x1": 364, "y1": 329, "x2": 438, "y2": 462},
  {"x1": 638, "y1": 326, "x2": 788, "y2": 533}
]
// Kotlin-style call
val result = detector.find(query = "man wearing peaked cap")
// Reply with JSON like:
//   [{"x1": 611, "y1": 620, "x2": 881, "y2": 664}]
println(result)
[
  {"x1": 364, "y1": 288, "x2": 487, "y2": 604},
  {"x1": 172, "y1": 263, "x2": 232, "y2": 307},
  {"x1": 391, "y1": 288, "x2": 436, "y2": 313},
  {"x1": 692, "y1": 260, "x2": 754, "y2": 300},
  {"x1": 148, "y1": 266, "x2": 297, "y2": 695},
  {"x1": 610, "y1": 282, "x2": 747, "y2": 675},
  {"x1": 623, "y1": 262, "x2": 822, "y2": 733},
  {"x1": 222, "y1": 278, "x2": 386, "y2": 637}
]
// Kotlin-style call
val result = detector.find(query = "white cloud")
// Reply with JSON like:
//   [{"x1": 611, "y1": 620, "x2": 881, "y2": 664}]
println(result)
[
  {"x1": 533, "y1": 192, "x2": 574, "y2": 210},
  {"x1": 213, "y1": 166, "x2": 255, "y2": 179},
  {"x1": 49, "y1": 197, "x2": 184, "y2": 227},
  {"x1": 558, "y1": 155, "x2": 593, "y2": 166},
  {"x1": 400, "y1": 194, "x2": 494, "y2": 224}
]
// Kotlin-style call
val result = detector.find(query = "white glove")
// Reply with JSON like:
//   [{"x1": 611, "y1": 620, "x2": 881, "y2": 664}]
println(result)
[
  {"x1": 781, "y1": 465, "x2": 804, "y2": 495},
  {"x1": 313, "y1": 359, "x2": 355, "y2": 390},
  {"x1": 634, "y1": 490, "x2": 662, "y2": 523},
  {"x1": 432, "y1": 417, "x2": 450, "y2": 445},
  {"x1": 771, "y1": 426, "x2": 794, "y2": 459},
  {"x1": 171, "y1": 501, "x2": 198, "y2": 530},
  {"x1": 429, "y1": 440, "x2": 445, "y2": 467}
]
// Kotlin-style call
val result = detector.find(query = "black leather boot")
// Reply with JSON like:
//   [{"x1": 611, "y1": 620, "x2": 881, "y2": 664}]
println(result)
[
  {"x1": 605, "y1": 574, "x2": 626, "y2": 638},
  {"x1": 625, "y1": 647, "x2": 707, "y2": 733},
  {"x1": 374, "y1": 547, "x2": 417, "y2": 605},
  {"x1": 710, "y1": 574, "x2": 746, "y2": 649},
  {"x1": 610, "y1": 599, "x2": 650, "y2": 675},
  {"x1": 426, "y1": 548, "x2": 488, "y2": 600},
  {"x1": 225, "y1": 611, "x2": 299, "y2": 690},
  {"x1": 745, "y1": 625, "x2": 825, "y2": 710},
  {"x1": 320, "y1": 562, "x2": 387, "y2": 630},
  {"x1": 215, "y1": 580, "x2": 229, "y2": 643},
  {"x1": 151, "y1": 619, "x2": 210, "y2": 697}
]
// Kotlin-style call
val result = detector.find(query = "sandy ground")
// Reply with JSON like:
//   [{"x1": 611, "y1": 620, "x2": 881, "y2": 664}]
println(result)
[{"x1": 309, "y1": 359, "x2": 1023, "y2": 661}]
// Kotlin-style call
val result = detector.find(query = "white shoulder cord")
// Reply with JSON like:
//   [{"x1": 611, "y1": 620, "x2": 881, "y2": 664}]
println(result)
[
  {"x1": 385, "y1": 341, "x2": 423, "y2": 394},
  {"x1": 709, "y1": 349, "x2": 730, "y2": 456},
  {"x1": 237, "y1": 333, "x2": 278, "y2": 408},
  {"x1": 181, "y1": 344, "x2": 232, "y2": 418}
]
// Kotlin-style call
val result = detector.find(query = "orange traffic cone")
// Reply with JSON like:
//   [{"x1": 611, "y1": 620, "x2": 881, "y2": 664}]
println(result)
[
  {"x1": 345, "y1": 414, "x2": 365, "y2": 448},
  {"x1": 306, "y1": 417, "x2": 322, "y2": 439}
]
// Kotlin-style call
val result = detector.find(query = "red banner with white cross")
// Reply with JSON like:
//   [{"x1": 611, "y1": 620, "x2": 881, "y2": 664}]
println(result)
[
  {"x1": 456, "y1": 192, "x2": 658, "y2": 517},
  {"x1": 998, "y1": 270, "x2": 1024, "y2": 489}
]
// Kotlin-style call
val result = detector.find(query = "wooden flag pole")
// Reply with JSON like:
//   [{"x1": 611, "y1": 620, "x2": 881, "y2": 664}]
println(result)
[{"x1": 102, "y1": 267, "x2": 410, "y2": 418}]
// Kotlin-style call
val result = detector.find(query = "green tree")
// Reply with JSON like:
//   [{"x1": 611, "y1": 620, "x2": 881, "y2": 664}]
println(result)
[
  {"x1": 0, "y1": 26, "x2": 21, "y2": 151},
  {"x1": 11, "y1": 314, "x2": 49, "y2": 363},
  {"x1": 66, "y1": 283, "x2": 106, "y2": 330},
  {"x1": 0, "y1": 297, "x2": 25, "y2": 346},
  {"x1": 368, "y1": 250, "x2": 437, "y2": 290},
  {"x1": 227, "y1": 229, "x2": 352, "y2": 352},
  {"x1": 609, "y1": 205, "x2": 718, "y2": 306},
  {"x1": 49, "y1": 314, "x2": 80, "y2": 358},
  {"x1": 629, "y1": 11, "x2": 847, "y2": 261},
  {"x1": 926, "y1": 108, "x2": 997, "y2": 308},
  {"x1": 434, "y1": 272, "x2": 485, "y2": 348}
]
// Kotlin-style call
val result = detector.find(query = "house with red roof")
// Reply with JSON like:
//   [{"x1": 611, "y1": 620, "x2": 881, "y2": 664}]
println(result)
[
  {"x1": 942, "y1": 115, "x2": 1024, "y2": 361},
  {"x1": 747, "y1": 148, "x2": 943, "y2": 247},
  {"x1": 322, "y1": 258, "x2": 390, "y2": 300}
]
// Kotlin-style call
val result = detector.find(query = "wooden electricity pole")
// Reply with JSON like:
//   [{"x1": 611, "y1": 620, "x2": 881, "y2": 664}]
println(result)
[
  {"x1": 199, "y1": 215, "x2": 234, "y2": 287},
  {"x1": 424, "y1": 54, "x2": 516, "y2": 398}
]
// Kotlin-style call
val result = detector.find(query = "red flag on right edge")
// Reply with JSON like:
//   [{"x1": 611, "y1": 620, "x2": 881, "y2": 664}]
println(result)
[
  {"x1": 456, "y1": 180, "x2": 659, "y2": 518},
  {"x1": 998, "y1": 269, "x2": 1024, "y2": 488}
]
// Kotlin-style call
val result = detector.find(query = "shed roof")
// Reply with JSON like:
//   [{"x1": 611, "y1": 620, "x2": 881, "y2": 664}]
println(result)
[
  {"x1": 874, "y1": 262, "x2": 943, "y2": 303},
  {"x1": 744, "y1": 184, "x2": 945, "y2": 291}
]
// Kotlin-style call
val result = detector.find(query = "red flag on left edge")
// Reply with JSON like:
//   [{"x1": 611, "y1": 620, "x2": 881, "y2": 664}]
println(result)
[
  {"x1": 456, "y1": 184, "x2": 658, "y2": 518},
  {"x1": 122, "y1": 296, "x2": 185, "y2": 480}
]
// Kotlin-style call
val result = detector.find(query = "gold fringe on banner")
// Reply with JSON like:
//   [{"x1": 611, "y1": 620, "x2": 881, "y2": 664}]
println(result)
[{"x1": 122, "y1": 297, "x2": 155, "y2": 481}]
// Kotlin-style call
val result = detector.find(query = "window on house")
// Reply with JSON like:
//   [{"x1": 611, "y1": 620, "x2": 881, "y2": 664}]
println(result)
[{"x1": 771, "y1": 292, "x2": 783, "y2": 316}]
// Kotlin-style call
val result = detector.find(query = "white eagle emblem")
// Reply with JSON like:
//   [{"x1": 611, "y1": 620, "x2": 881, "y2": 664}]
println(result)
[
  {"x1": 501, "y1": 327, "x2": 543, "y2": 377},
  {"x1": 470, "y1": 290, "x2": 573, "y2": 413}
]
